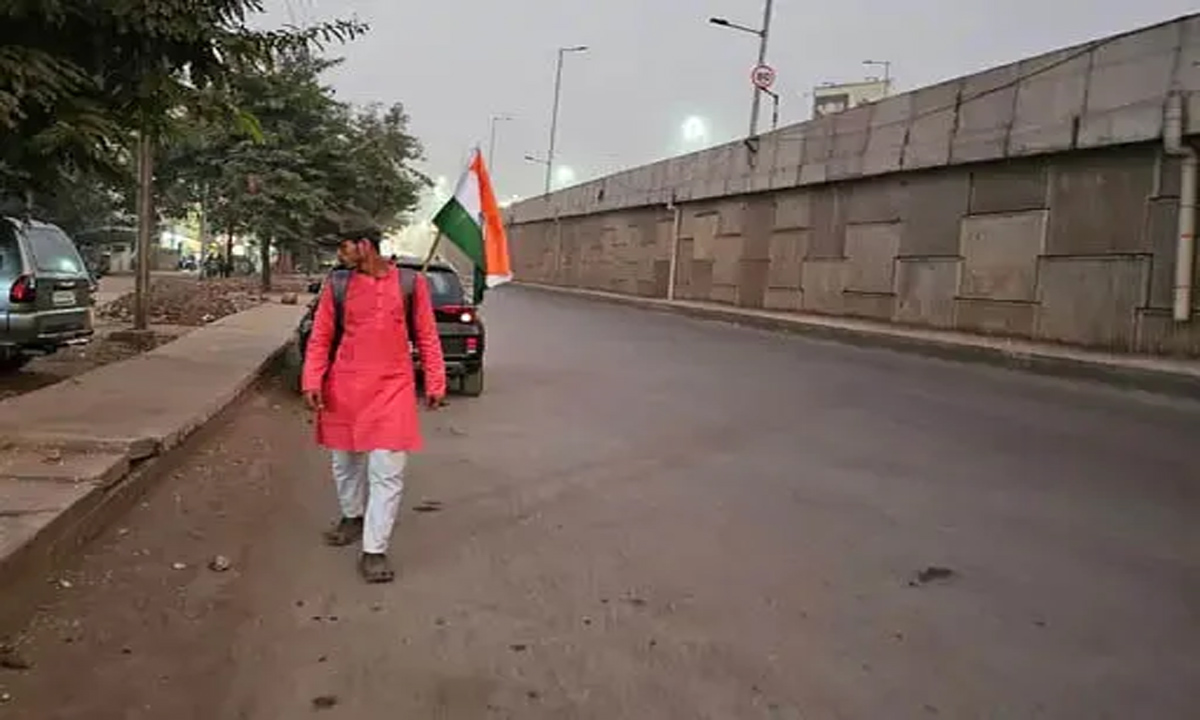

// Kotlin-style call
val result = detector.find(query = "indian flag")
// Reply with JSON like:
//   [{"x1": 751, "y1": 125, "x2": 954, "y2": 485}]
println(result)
[{"x1": 432, "y1": 148, "x2": 511, "y2": 302}]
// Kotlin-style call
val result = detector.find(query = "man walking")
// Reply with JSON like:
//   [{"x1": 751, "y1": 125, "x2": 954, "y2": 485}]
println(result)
[{"x1": 302, "y1": 229, "x2": 446, "y2": 583}]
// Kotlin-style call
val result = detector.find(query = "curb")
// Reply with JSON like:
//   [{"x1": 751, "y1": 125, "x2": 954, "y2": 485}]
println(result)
[
  {"x1": 0, "y1": 334, "x2": 293, "y2": 638},
  {"x1": 515, "y1": 283, "x2": 1200, "y2": 400}
]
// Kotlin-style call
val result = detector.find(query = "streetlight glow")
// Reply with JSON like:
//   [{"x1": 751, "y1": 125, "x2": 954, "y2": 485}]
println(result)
[
  {"x1": 679, "y1": 115, "x2": 711, "y2": 152},
  {"x1": 554, "y1": 166, "x2": 576, "y2": 188}
]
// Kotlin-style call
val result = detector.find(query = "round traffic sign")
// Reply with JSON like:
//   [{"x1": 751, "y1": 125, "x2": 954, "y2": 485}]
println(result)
[{"x1": 750, "y1": 63, "x2": 776, "y2": 90}]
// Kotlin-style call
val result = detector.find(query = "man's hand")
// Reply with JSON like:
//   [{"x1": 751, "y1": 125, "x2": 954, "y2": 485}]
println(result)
[
  {"x1": 303, "y1": 389, "x2": 324, "y2": 412},
  {"x1": 425, "y1": 393, "x2": 445, "y2": 410}
]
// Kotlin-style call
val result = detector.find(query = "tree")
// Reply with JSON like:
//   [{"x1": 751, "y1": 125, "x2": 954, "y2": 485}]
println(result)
[
  {"x1": 157, "y1": 51, "x2": 428, "y2": 290},
  {"x1": 329, "y1": 103, "x2": 428, "y2": 231},
  {"x1": 31, "y1": 172, "x2": 134, "y2": 238},
  {"x1": 0, "y1": 0, "x2": 366, "y2": 326},
  {"x1": 157, "y1": 52, "x2": 344, "y2": 285}
]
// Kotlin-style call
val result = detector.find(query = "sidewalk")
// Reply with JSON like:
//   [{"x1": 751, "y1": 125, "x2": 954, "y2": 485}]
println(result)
[
  {"x1": 93, "y1": 275, "x2": 134, "y2": 308},
  {"x1": 518, "y1": 283, "x2": 1200, "y2": 398},
  {"x1": 0, "y1": 301, "x2": 305, "y2": 631}
]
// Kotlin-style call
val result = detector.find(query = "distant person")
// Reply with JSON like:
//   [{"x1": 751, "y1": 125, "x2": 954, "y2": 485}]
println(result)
[{"x1": 301, "y1": 228, "x2": 446, "y2": 583}]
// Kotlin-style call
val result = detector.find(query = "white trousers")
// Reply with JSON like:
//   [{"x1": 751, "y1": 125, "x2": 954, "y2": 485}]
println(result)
[{"x1": 330, "y1": 449, "x2": 407, "y2": 554}]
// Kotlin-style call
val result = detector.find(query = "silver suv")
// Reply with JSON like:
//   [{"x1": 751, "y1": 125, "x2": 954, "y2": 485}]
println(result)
[{"x1": 0, "y1": 218, "x2": 95, "y2": 372}]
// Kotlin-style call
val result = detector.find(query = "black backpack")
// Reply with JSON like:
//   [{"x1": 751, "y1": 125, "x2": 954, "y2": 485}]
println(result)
[{"x1": 313, "y1": 267, "x2": 419, "y2": 367}]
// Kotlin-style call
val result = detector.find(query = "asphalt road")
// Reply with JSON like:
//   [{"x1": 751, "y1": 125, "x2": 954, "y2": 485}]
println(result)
[{"x1": 4, "y1": 286, "x2": 1199, "y2": 719}]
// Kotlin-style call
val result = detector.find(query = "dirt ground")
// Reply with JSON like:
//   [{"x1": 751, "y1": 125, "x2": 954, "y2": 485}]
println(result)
[
  {"x1": 3, "y1": 378, "x2": 580, "y2": 720},
  {"x1": 0, "y1": 379, "x2": 313, "y2": 719},
  {"x1": 97, "y1": 276, "x2": 266, "y2": 326}
]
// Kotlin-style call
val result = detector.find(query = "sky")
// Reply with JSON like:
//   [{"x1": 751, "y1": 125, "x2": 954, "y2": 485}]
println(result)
[{"x1": 261, "y1": 0, "x2": 1200, "y2": 235}]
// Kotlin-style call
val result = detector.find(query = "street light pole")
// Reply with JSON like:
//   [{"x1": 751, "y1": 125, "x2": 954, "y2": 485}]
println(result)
[
  {"x1": 709, "y1": 0, "x2": 775, "y2": 138},
  {"x1": 863, "y1": 59, "x2": 893, "y2": 94},
  {"x1": 488, "y1": 114, "x2": 512, "y2": 165},
  {"x1": 749, "y1": 0, "x2": 774, "y2": 138},
  {"x1": 545, "y1": 45, "x2": 587, "y2": 195},
  {"x1": 488, "y1": 114, "x2": 513, "y2": 188}
]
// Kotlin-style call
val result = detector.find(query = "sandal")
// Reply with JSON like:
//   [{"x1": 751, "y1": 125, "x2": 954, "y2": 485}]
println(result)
[
  {"x1": 359, "y1": 552, "x2": 395, "y2": 584},
  {"x1": 322, "y1": 516, "x2": 364, "y2": 547}
]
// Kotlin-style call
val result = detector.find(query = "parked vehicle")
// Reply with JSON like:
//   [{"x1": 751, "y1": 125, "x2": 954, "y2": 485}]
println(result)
[
  {"x1": 288, "y1": 258, "x2": 486, "y2": 396},
  {"x1": 0, "y1": 218, "x2": 95, "y2": 372},
  {"x1": 413, "y1": 258, "x2": 486, "y2": 396},
  {"x1": 79, "y1": 244, "x2": 111, "y2": 279}
]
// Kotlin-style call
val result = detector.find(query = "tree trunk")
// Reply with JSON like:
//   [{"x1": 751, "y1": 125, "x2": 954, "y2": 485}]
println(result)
[
  {"x1": 260, "y1": 237, "x2": 272, "y2": 292},
  {"x1": 197, "y1": 192, "x2": 209, "y2": 278},
  {"x1": 134, "y1": 132, "x2": 155, "y2": 331},
  {"x1": 225, "y1": 230, "x2": 234, "y2": 278}
]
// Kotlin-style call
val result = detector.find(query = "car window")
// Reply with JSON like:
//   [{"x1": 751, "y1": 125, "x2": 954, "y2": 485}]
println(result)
[
  {"x1": 422, "y1": 269, "x2": 466, "y2": 306},
  {"x1": 25, "y1": 226, "x2": 86, "y2": 275},
  {"x1": 0, "y1": 231, "x2": 19, "y2": 279}
]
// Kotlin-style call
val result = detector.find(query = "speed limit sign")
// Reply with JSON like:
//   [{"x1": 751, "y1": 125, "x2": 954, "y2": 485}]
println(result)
[{"x1": 750, "y1": 63, "x2": 776, "y2": 90}]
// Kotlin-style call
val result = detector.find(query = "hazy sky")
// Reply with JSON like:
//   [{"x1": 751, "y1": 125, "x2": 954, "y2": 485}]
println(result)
[{"x1": 263, "y1": 0, "x2": 1200, "y2": 215}]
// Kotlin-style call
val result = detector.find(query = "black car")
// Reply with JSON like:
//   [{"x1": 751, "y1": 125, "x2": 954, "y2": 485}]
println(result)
[{"x1": 289, "y1": 258, "x2": 485, "y2": 396}]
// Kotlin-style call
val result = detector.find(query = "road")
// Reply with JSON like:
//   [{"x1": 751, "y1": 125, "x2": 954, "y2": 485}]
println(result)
[{"x1": 3, "y1": 287, "x2": 1199, "y2": 719}]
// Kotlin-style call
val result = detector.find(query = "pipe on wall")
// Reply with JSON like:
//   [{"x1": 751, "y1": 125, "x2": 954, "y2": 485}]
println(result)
[
  {"x1": 666, "y1": 195, "x2": 681, "y2": 301},
  {"x1": 1165, "y1": 91, "x2": 1196, "y2": 322}
]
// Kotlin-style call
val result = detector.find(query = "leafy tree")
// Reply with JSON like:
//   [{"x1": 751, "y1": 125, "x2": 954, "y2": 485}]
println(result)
[
  {"x1": 1, "y1": 0, "x2": 366, "y2": 325},
  {"x1": 330, "y1": 103, "x2": 428, "y2": 231},
  {"x1": 157, "y1": 52, "x2": 428, "y2": 290},
  {"x1": 1, "y1": 1, "x2": 361, "y2": 197},
  {"x1": 31, "y1": 172, "x2": 135, "y2": 239}
]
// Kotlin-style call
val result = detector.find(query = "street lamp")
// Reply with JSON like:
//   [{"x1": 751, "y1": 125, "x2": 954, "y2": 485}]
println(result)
[
  {"x1": 863, "y1": 59, "x2": 893, "y2": 94},
  {"x1": 487, "y1": 114, "x2": 513, "y2": 166},
  {"x1": 709, "y1": 0, "x2": 774, "y2": 138},
  {"x1": 545, "y1": 45, "x2": 588, "y2": 195},
  {"x1": 488, "y1": 114, "x2": 513, "y2": 188}
]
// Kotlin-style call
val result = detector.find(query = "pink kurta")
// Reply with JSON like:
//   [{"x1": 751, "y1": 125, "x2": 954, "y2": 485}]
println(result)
[{"x1": 301, "y1": 266, "x2": 446, "y2": 452}]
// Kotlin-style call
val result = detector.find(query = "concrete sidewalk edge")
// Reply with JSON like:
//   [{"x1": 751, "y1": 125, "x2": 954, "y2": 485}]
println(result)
[
  {"x1": 514, "y1": 283, "x2": 1200, "y2": 399},
  {"x1": 0, "y1": 339, "x2": 293, "y2": 638}
]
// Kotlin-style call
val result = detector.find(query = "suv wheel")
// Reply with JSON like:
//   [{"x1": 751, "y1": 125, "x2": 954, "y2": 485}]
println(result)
[
  {"x1": 0, "y1": 355, "x2": 31, "y2": 374},
  {"x1": 460, "y1": 367, "x2": 484, "y2": 397}
]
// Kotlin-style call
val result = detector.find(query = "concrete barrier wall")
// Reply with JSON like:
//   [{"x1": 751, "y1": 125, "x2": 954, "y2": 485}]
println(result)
[{"x1": 507, "y1": 14, "x2": 1200, "y2": 356}]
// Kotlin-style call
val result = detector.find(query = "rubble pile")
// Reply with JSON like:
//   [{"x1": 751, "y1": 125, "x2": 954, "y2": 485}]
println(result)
[{"x1": 98, "y1": 278, "x2": 265, "y2": 326}]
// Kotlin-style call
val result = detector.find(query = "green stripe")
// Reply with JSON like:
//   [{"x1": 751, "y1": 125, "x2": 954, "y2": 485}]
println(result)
[
  {"x1": 432, "y1": 198, "x2": 485, "y2": 268},
  {"x1": 472, "y1": 265, "x2": 486, "y2": 305}
]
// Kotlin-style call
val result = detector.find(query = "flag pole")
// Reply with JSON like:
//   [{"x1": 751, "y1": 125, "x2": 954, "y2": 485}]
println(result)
[{"x1": 421, "y1": 231, "x2": 443, "y2": 272}]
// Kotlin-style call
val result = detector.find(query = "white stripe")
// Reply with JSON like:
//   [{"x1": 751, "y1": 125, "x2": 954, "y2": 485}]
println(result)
[
  {"x1": 451, "y1": 165, "x2": 482, "y2": 227},
  {"x1": 486, "y1": 272, "x2": 512, "y2": 288}
]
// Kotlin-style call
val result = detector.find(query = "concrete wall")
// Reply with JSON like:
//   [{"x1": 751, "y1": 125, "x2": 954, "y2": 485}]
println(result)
[{"x1": 507, "y1": 14, "x2": 1200, "y2": 357}]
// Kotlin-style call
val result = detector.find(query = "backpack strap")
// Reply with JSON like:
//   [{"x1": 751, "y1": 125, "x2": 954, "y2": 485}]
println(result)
[
  {"x1": 327, "y1": 268, "x2": 352, "y2": 366},
  {"x1": 398, "y1": 267, "x2": 417, "y2": 344},
  {"x1": 399, "y1": 266, "x2": 416, "y2": 297}
]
